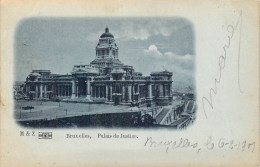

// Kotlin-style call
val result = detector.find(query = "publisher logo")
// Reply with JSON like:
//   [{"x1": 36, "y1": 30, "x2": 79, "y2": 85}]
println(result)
[{"x1": 38, "y1": 132, "x2": 52, "y2": 139}]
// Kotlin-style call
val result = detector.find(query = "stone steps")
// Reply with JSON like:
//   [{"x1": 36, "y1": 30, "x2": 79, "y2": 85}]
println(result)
[{"x1": 155, "y1": 108, "x2": 170, "y2": 124}]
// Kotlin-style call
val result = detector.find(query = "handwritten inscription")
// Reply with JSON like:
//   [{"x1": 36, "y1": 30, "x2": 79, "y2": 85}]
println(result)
[
  {"x1": 144, "y1": 136, "x2": 255, "y2": 154},
  {"x1": 202, "y1": 10, "x2": 243, "y2": 118}
]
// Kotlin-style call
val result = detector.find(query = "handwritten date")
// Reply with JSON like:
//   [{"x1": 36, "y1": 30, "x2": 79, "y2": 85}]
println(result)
[{"x1": 144, "y1": 136, "x2": 255, "y2": 154}]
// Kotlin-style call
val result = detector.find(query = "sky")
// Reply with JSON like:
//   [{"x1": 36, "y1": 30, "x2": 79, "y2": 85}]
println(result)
[{"x1": 15, "y1": 17, "x2": 195, "y2": 91}]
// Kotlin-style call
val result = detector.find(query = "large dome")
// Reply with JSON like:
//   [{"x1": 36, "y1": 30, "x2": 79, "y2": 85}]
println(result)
[{"x1": 100, "y1": 27, "x2": 114, "y2": 38}]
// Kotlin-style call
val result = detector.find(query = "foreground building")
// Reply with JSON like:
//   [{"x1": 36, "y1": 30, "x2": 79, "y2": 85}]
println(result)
[{"x1": 24, "y1": 27, "x2": 173, "y2": 106}]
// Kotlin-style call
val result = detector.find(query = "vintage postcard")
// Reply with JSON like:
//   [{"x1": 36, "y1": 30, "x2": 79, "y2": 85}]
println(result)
[{"x1": 0, "y1": 0, "x2": 259, "y2": 166}]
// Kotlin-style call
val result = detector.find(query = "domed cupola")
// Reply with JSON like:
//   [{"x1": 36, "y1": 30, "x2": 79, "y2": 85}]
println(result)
[
  {"x1": 100, "y1": 27, "x2": 114, "y2": 38},
  {"x1": 94, "y1": 27, "x2": 119, "y2": 60}
]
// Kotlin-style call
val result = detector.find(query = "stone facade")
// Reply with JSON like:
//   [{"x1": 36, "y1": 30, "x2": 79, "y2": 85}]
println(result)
[{"x1": 25, "y1": 27, "x2": 173, "y2": 106}]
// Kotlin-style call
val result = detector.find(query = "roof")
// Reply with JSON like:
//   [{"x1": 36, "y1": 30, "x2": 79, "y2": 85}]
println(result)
[
  {"x1": 90, "y1": 58, "x2": 123, "y2": 65},
  {"x1": 111, "y1": 69, "x2": 125, "y2": 74},
  {"x1": 29, "y1": 73, "x2": 41, "y2": 77},
  {"x1": 151, "y1": 70, "x2": 173, "y2": 76},
  {"x1": 32, "y1": 70, "x2": 51, "y2": 73},
  {"x1": 100, "y1": 27, "x2": 114, "y2": 38}
]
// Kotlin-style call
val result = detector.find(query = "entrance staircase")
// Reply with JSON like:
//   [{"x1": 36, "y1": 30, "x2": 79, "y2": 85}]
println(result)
[{"x1": 155, "y1": 108, "x2": 170, "y2": 124}]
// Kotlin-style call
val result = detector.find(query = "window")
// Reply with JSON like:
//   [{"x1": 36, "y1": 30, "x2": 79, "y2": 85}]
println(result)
[{"x1": 105, "y1": 49, "x2": 109, "y2": 55}]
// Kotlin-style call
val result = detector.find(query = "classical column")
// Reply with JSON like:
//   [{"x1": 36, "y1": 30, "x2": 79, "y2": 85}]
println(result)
[
  {"x1": 67, "y1": 85, "x2": 70, "y2": 97},
  {"x1": 165, "y1": 84, "x2": 169, "y2": 96},
  {"x1": 163, "y1": 84, "x2": 166, "y2": 96},
  {"x1": 59, "y1": 85, "x2": 61, "y2": 97},
  {"x1": 92, "y1": 86, "x2": 95, "y2": 98},
  {"x1": 63, "y1": 85, "x2": 66, "y2": 97},
  {"x1": 122, "y1": 85, "x2": 125, "y2": 102},
  {"x1": 66, "y1": 85, "x2": 68, "y2": 96},
  {"x1": 96, "y1": 86, "x2": 98, "y2": 98},
  {"x1": 105, "y1": 85, "x2": 108, "y2": 100},
  {"x1": 99, "y1": 86, "x2": 102, "y2": 98},
  {"x1": 98, "y1": 86, "x2": 100, "y2": 98},
  {"x1": 103, "y1": 86, "x2": 105, "y2": 98},
  {"x1": 159, "y1": 84, "x2": 163, "y2": 97},
  {"x1": 100, "y1": 86, "x2": 103, "y2": 98},
  {"x1": 168, "y1": 84, "x2": 171, "y2": 96},
  {"x1": 169, "y1": 83, "x2": 172, "y2": 96},
  {"x1": 71, "y1": 80, "x2": 76, "y2": 99},
  {"x1": 87, "y1": 79, "x2": 91, "y2": 95},
  {"x1": 52, "y1": 85, "x2": 55, "y2": 96},
  {"x1": 90, "y1": 84, "x2": 93, "y2": 97},
  {"x1": 57, "y1": 85, "x2": 59, "y2": 97},
  {"x1": 69, "y1": 85, "x2": 72, "y2": 96},
  {"x1": 35, "y1": 85, "x2": 38, "y2": 98},
  {"x1": 128, "y1": 85, "x2": 132, "y2": 102},
  {"x1": 76, "y1": 85, "x2": 78, "y2": 97},
  {"x1": 109, "y1": 85, "x2": 112, "y2": 101},
  {"x1": 55, "y1": 85, "x2": 57, "y2": 96},
  {"x1": 96, "y1": 86, "x2": 98, "y2": 97},
  {"x1": 137, "y1": 85, "x2": 140, "y2": 101},
  {"x1": 44, "y1": 84, "x2": 47, "y2": 98},
  {"x1": 85, "y1": 81, "x2": 88, "y2": 97},
  {"x1": 25, "y1": 85, "x2": 28, "y2": 94},
  {"x1": 95, "y1": 86, "x2": 98, "y2": 98},
  {"x1": 101, "y1": 86, "x2": 104, "y2": 98},
  {"x1": 65, "y1": 85, "x2": 67, "y2": 97},
  {"x1": 85, "y1": 81, "x2": 88, "y2": 96},
  {"x1": 60, "y1": 85, "x2": 62, "y2": 97},
  {"x1": 148, "y1": 84, "x2": 152, "y2": 98},
  {"x1": 39, "y1": 84, "x2": 43, "y2": 98},
  {"x1": 62, "y1": 85, "x2": 64, "y2": 97}
]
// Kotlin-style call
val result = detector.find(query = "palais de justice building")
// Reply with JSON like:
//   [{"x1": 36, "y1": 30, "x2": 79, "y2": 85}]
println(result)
[{"x1": 25, "y1": 27, "x2": 173, "y2": 106}]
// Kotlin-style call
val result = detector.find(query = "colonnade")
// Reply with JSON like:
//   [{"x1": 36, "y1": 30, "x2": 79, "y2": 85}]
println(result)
[
  {"x1": 91, "y1": 84, "x2": 136, "y2": 103},
  {"x1": 31, "y1": 83, "x2": 72, "y2": 98},
  {"x1": 29, "y1": 81, "x2": 172, "y2": 102},
  {"x1": 33, "y1": 84, "x2": 48, "y2": 98},
  {"x1": 71, "y1": 78, "x2": 91, "y2": 98},
  {"x1": 56, "y1": 85, "x2": 72, "y2": 97},
  {"x1": 155, "y1": 83, "x2": 172, "y2": 97},
  {"x1": 90, "y1": 83, "x2": 171, "y2": 102}
]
